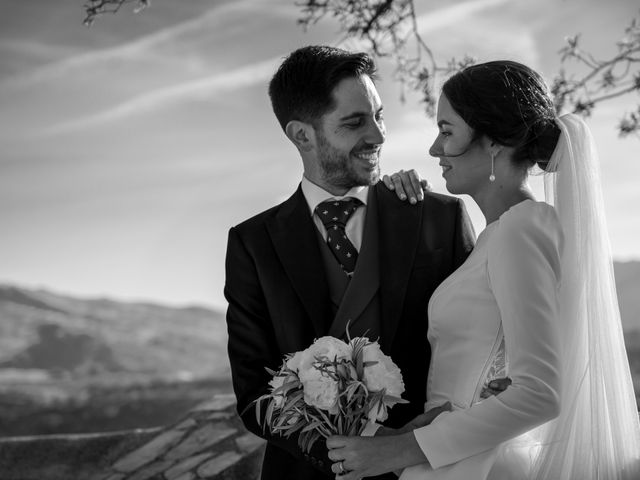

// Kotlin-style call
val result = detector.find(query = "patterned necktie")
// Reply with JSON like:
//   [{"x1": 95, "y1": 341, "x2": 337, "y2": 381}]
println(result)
[{"x1": 315, "y1": 198, "x2": 363, "y2": 275}]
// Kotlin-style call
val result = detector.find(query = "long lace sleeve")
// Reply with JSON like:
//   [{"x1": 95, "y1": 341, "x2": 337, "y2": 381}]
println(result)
[{"x1": 412, "y1": 201, "x2": 563, "y2": 469}]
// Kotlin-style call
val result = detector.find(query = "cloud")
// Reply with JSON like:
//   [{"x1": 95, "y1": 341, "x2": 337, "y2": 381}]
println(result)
[
  {"x1": 0, "y1": 0, "x2": 259, "y2": 90},
  {"x1": 415, "y1": 0, "x2": 513, "y2": 33},
  {"x1": 41, "y1": 56, "x2": 279, "y2": 135}
]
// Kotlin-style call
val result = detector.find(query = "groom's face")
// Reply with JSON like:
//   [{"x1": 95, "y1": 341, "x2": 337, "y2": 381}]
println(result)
[{"x1": 311, "y1": 75, "x2": 386, "y2": 190}]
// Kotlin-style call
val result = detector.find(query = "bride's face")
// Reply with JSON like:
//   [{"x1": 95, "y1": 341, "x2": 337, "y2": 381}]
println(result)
[{"x1": 429, "y1": 94, "x2": 491, "y2": 195}]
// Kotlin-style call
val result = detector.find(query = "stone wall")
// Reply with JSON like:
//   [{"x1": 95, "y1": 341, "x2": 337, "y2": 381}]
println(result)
[{"x1": 0, "y1": 394, "x2": 265, "y2": 480}]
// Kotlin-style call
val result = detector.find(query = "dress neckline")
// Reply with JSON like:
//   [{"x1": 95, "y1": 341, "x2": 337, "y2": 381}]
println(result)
[
  {"x1": 478, "y1": 199, "x2": 539, "y2": 242},
  {"x1": 485, "y1": 198, "x2": 538, "y2": 228}
]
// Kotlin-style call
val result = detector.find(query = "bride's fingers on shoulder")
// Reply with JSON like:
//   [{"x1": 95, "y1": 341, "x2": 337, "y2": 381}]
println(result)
[
  {"x1": 406, "y1": 169, "x2": 424, "y2": 203},
  {"x1": 382, "y1": 174, "x2": 395, "y2": 191},
  {"x1": 391, "y1": 171, "x2": 408, "y2": 201},
  {"x1": 389, "y1": 169, "x2": 422, "y2": 204},
  {"x1": 420, "y1": 178, "x2": 433, "y2": 193}
]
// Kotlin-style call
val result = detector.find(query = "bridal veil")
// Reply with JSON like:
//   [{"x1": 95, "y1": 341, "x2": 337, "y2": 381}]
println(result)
[{"x1": 533, "y1": 113, "x2": 640, "y2": 478}]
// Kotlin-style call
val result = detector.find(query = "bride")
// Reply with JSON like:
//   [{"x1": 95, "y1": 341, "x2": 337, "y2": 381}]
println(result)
[{"x1": 326, "y1": 60, "x2": 640, "y2": 479}]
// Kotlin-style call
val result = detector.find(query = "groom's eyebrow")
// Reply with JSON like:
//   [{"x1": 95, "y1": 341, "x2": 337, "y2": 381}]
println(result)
[
  {"x1": 437, "y1": 120, "x2": 453, "y2": 128},
  {"x1": 339, "y1": 106, "x2": 384, "y2": 121}
]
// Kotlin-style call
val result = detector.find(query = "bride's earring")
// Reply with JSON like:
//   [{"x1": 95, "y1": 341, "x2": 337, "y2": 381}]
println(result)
[{"x1": 489, "y1": 152, "x2": 496, "y2": 182}]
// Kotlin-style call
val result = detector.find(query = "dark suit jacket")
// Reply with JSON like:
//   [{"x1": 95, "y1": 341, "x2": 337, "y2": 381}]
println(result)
[{"x1": 224, "y1": 182, "x2": 475, "y2": 480}]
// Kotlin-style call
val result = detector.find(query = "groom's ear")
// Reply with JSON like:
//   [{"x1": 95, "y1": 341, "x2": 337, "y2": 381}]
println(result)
[{"x1": 285, "y1": 120, "x2": 315, "y2": 153}]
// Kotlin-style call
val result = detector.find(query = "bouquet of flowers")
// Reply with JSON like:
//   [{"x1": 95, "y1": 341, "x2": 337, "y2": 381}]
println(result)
[{"x1": 253, "y1": 335, "x2": 407, "y2": 452}]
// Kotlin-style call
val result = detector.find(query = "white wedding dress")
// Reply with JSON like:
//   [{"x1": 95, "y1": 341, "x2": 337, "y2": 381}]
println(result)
[
  {"x1": 399, "y1": 114, "x2": 640, "y2": 480},
  {"x1": 399, "y1": 199, "x2": 562, "y2": 480}
]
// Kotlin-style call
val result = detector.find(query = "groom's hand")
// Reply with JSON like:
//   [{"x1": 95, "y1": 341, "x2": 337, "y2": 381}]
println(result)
[
  {"x1": 382, "y1": 169, "x2": 432, "y2": 204},
  {"x1": 387, "y1": 402, "x2": 453, "y2": 435},
  {"x1": 406, "y1": 402, "x2": 452, "y2": 430}
]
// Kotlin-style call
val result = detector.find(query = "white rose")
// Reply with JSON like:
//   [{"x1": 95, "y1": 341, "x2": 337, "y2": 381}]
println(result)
[
  {"x1": 361, "y1": 341, "x2": 405, "y2": 401},
  {"x1": 300, "y1": 368, "x2": 339, "y2": 412},
  {"x1": 286, "y1": 351, "x2": 304, "y2": 372},
  {"x1": 297, "y1": 336, "x2": 351, "y2": 375},
  {"x1": 309, "y1": 336, "x2": 351, "y2": 362}
]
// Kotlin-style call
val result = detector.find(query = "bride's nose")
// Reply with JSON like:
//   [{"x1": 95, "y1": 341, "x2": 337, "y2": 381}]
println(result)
[{"x1": 429, "y1": 137, "x2": 442, "y2": 157}]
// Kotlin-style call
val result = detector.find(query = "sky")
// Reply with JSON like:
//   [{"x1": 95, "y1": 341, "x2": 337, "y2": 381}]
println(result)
[{"x1": 1, "y1": 0, "x2": 639, "y2": 309}]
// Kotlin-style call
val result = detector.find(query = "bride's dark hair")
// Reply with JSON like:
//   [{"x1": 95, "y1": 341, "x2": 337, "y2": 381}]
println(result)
[{"x1": 442, "y1": 60, "x2": 560, "y2": 171}]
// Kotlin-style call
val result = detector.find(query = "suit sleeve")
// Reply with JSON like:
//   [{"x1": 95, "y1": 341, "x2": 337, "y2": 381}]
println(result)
[
  {"x1": 412, "y1": 204, "x2": 562, "y2": 469},
  {"x1": 224, "y1": 226, "x2": 333, "y2": 475},
  {"x1": 452, "y1": 198, "x2": 476, "y2": 268}
]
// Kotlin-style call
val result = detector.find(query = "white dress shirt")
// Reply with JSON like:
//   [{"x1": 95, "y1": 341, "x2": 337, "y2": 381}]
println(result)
[{"x1": 300, "y1": 176, "x2": 369, "y2": 252}]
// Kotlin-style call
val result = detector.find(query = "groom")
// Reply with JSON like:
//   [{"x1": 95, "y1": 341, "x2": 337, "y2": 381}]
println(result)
[{"x1": 224, "y1": 45, "x2": 475, "y2": 480}]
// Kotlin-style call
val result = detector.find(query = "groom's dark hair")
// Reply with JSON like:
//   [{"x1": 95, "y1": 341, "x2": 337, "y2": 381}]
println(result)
[{"x1": 268, "y1": 45, "x2": 377, "y2": 132}]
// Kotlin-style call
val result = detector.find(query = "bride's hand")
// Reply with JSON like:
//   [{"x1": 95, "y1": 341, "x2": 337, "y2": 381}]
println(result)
[{"x1": 382, "y1": 169, "x2": 432, "y2": 204}]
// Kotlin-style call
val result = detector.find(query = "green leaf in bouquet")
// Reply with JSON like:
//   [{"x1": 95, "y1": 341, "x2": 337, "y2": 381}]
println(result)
[
  {"x1": 247, "y1": 394, "x2": 273, "y2": 432},
  {"x1": 345, "y1": 402, "x2": 366, "y2": 421},
  {"x1": 369, "y1": 399, "x2": 384, "y2": 420},
  {"x1": 273, "y1": 409, "x2": 298, "y2": 430},
  {"x1": 347, "y1": 420, "x2": 363, "y2": 436},
  {"x1": 336, "y1": 361, "x2": 351, "y2": 380},
  {"x1": 356, "y1": 358, "x2": 363, "y2": 379},
  {"x1": 299, "y1": 430, "x2": 321, "y2": 454},
  {"x1": 315, "y1": 357, "x2": 340, "y2": 381},
  {"x1": 314, "y1": 405, "x2": 335, "y2": 427},
  {"x1": 264, "y1": 398, "x2": 277, "y2": 428},
  {"x1": 281, "y1": 390, "x2": 305, "y2": 413},
  {"x1": 273, "y1": 379, "x2": 301, "y2": 399},
  {"x1": 300, "y1": 420, "x2": 324, "y2": 433},
  {"x1": 383, "y1": 393, "x2": 409, "y2": 405},
  {"x1": 280, "y1": 417, "x2": 307, "y2": 437},
  {"x1": 343, "y1": 381, "x2": 366, "y2": 403}
]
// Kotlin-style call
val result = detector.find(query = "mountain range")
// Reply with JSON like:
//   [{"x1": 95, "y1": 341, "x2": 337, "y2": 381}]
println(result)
[
  {"x1": 0, "y1": 259, "x2": 638, "y2": 382},
  {"x1": 0, "y1": 284, "x2": 229, "y2": 385}
]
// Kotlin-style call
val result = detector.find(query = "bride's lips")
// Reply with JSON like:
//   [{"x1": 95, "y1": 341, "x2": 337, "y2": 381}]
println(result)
[{"x1": 440, "y1": 162, "x2": 452, "y2": 176}]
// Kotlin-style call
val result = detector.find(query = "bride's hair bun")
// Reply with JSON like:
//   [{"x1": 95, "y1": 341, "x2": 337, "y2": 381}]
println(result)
[
  {"x1": 442, "y1": 60, "x2": 561, "y2": 171},
  {"x1": 519, "y1": 120, "x2": 561, "y2": 172}
]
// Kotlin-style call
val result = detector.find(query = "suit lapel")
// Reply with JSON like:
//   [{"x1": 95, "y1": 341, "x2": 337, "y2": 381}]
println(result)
[
  {"x1": 328, "y1": 187, "x2": 380, "y2": 339},
  {"x1": 266, "y1": 186, "x2": 330, "y2": 338},
  {"x1": 376, "y1": 183, "x2": 423, "y2": 351}
]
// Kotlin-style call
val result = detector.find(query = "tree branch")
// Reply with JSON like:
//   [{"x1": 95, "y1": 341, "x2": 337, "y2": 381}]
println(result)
[{"x1": 81, "y1": 0, "x2": 640, "y2": 137}]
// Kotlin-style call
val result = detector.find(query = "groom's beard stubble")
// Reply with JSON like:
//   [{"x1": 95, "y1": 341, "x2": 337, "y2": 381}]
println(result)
[{"x1": 316, "y1": 131, "x2": 381, "y2": 189}]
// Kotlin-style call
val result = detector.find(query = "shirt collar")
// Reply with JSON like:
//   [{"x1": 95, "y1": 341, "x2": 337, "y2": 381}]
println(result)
[{"x1": 301, "y1": 176, "x2": 369, "y2": 216}]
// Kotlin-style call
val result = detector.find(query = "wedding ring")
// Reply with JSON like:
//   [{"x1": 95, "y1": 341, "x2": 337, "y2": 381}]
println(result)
[{"x1": 337, "y1": 461, "x2": 346, "y2": 474}]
